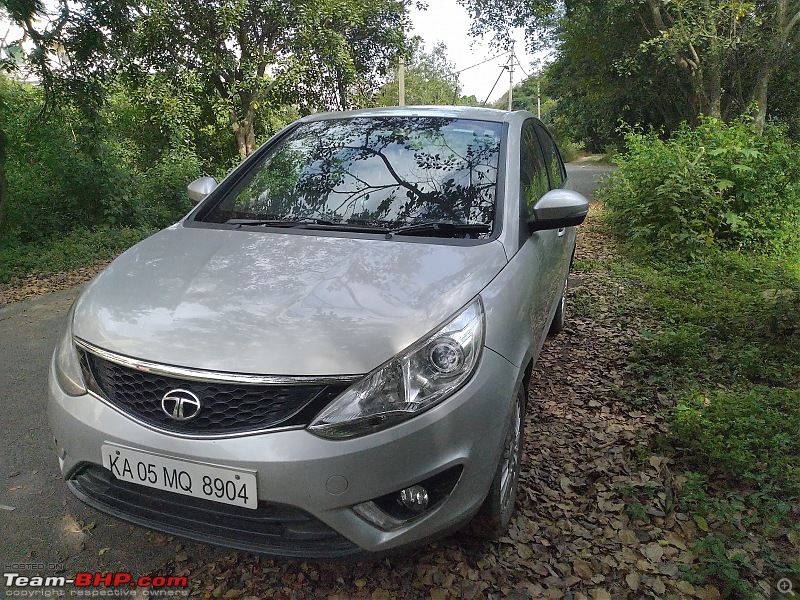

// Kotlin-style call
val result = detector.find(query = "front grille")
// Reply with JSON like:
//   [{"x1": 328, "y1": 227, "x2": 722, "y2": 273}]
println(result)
[
  {"x1": 69, "y1": 465, "x2": 361, "y2": 558},
  {"x1": 79, "y1": 351, "x2": 350, "y2": 436}
]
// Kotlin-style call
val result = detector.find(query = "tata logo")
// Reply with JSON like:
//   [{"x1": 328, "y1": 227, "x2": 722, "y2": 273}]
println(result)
[{"x1": 161, "y1": 389, "x2": 202, "y2": 421}]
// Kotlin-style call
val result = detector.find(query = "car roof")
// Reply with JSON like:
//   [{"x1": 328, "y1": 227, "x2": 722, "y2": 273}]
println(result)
[{"x1": 299, "y1": 105, "x2": 532, "y2": 125}]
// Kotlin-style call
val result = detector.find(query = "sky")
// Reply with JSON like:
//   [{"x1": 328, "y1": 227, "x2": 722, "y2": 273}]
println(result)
[{"x1": 408, "y1": 0, "x2": 540, "y2": 104}]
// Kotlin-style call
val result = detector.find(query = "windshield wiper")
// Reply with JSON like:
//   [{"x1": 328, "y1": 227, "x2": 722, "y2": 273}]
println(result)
[
  {"x1": 225, "y1": 218, "x2": 489, "y2": 237},
  {"x1": 226, "y1": 218, "x2": 390, "y2": 233},
  {"x1": 227, "y1": 218, "x2": 304, "y2": 227},
  {"x1": 389, "y1": 221, "x2": 491, "y2": 237}
]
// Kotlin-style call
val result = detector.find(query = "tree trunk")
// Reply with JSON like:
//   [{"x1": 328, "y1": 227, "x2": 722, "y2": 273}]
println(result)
[
  {"x1": 336, "y1": 68, "x2": 349, "y2": 111},
  {"x1": 232, "y1": 121, "x2": 256, "y2": 160},
  {"x1": 230, "y1": 100, "x2": 257, "y2": 160},
  {"x1": 703, "y1": 57, "x2": 722, "y2": 119},
  {"x1": 751, "y1": 64, "x2": 770, "y2": 134}
]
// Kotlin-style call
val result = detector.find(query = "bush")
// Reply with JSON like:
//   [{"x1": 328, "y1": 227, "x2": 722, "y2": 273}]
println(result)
[
  {"x1": 599, "y1": 117, "x2": 800, "y2": 257},
  {"x1": 0, "y1": 79, "x2": 201, "y2": 243},
  {"x1": 0, "y1": 226, "x2": 155, "y2": 283},
  {"x1": 556, "y1": 140, "x2": 581, "y2": 163}
]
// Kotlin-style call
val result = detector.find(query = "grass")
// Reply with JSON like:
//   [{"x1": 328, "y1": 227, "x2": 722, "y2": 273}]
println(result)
[
  {"x1": 0, "y1": 226, "x2": 156, "y2": 284},
  {"x1": 590, "y1": 215, "x2": 800, "y2": 597},
  {"x1": 619, "y1": 252, "x2": 800, "y2": 392}
]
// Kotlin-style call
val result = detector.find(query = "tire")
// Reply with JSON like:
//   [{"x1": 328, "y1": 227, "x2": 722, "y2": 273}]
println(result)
[
  {"x1": 470, "y1": 385, "x2": 526, "y2": 539},
  {"x1": 548, "y1": 274, "x2": 568, "y2": 336}
]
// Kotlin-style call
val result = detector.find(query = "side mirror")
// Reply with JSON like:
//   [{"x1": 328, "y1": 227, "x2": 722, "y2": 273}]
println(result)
[
  {"x1": 527, "y1": 189, "x2": 589, "y2": 232},
  {"x1": 187, "y1": 176, "x2": 219, "y2": 205}
]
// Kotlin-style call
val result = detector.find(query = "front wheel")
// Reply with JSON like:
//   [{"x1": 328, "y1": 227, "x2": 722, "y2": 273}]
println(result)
[{"x1": 470, "y1": 385, "x2": 525, "y2": 539}]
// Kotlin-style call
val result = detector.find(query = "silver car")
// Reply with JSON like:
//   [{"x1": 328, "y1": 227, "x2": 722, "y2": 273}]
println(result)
[{"x1": 49, "y1": 106, "x2": 587, "y2": 558}]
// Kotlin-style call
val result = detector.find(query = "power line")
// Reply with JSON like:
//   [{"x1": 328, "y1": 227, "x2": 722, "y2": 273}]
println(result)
[
  {"x1": 455, "y1": 51, "x2": 508, "y2": 75},
  {"x1": 482, "y1": 68, "x2": 506, "y2": 107},
  {"x1": 513, "y1": 54, "x2": 532, "y2": 79}
]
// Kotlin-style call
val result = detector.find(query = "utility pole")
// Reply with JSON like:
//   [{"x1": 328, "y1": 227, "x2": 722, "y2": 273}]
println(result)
[
  {"x1": 398, "y1": 0, "x2": 408, "y2": 106},
  {"x1": 537, "y1": 75, "x2": 541, "y2": 119},
  {"x1": 506, "y1": 42, "x2": 515, "y2": 111},
  {"x1": 398, "y1": 55, "x2": 406, "y2": 106}
]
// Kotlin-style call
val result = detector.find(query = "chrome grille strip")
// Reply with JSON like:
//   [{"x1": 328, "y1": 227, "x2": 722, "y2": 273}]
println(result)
[{"x1": 75, "y1": 338, "x2": 362, "y2": 386}]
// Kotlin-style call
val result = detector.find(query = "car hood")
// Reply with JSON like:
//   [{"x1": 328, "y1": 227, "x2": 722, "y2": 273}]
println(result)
[{"x1": 73, "y1": 225, "x2": 508, "y2": 376}]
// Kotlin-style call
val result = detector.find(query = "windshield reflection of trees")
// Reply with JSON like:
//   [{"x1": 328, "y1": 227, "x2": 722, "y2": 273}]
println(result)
[{"x1": 216, "y1": 117, "x2": 501, "y2": 232}]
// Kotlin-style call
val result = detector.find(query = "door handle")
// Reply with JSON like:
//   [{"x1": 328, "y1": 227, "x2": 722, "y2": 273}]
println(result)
[{"x1": 557, "y1": 228, "x2": 566, "y2": 237}]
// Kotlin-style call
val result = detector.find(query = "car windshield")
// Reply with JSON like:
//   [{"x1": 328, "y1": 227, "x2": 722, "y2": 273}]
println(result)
[{"x1": 200, "y1": 116, "x2": 503, "y2": 233}]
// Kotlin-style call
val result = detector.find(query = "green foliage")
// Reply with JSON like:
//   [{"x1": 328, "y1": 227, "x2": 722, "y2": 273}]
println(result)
[
  {"x1": 461, "y1": 0, "x2": 800, "y2": 149},
  {"x1": 374, "y1": 41, "x2": 475, "y2": 107},
  {"x1": 600, "y1": 117, "x2": 800, "y2": 257},
  {"x1": 0, "y1": 74, "x2": 210, "y2": 283},
  {"x1": 686, "y1": 534, "x2": 756, "y2": 598},
  {"x1": 0, "y1": 78, "x2": 200, "y2": 244},
  {"x1": 0, "y1": 226, "x2": 154, "y2": 283},
  {"x1": 768, "y1": 52, "x2": 800, "y2": 140},
  {"x1": 543, "y1": 1, "x2": 695, "y2": 153},
  {"x1": 456, "y1": 0, "x2": 560, "y2": 50},
  {"x1": 675, "y1": 389, "x2": 800, "y2": 497},
  {"x1": 622, "y1": 252, "x2": 800, "y2": 392},
  {"x1": 676, "y1": 470, "x2": 799, "y2": 596},
  {"x1": 554, "y1": 140, "x2": 579, "y2": 163},
  {"x1": 111, "y1": 0, "x2": 405, "y2": 157}
]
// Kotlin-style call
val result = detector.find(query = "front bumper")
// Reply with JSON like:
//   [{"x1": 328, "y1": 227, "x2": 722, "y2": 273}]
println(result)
[{"x1": 49, "y1": 348, "x2": 518, "y2": 557}]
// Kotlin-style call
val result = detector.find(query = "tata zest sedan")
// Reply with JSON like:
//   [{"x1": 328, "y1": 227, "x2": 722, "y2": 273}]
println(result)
[{"x1": 49, "y1": 106, "x2": 588, "y2": 558}]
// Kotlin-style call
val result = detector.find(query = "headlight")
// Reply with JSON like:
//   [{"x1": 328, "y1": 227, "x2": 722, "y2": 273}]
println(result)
[
  {"x1": 53, "y1": 302, "x2": 86, "y2": 396},
  {"x1": 308, "y1": 297, "x2": 484, "y2": 439}
]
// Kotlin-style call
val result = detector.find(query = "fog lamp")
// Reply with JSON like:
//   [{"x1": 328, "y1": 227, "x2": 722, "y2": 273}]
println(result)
[{"x1": 399, "y1": 485, "x2": 429, "y2": 512}]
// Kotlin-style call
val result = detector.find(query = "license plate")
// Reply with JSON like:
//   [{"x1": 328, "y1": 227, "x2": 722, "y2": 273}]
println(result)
[{"x1": 101, "y1": 444, "x2": 257, "y2": 509}]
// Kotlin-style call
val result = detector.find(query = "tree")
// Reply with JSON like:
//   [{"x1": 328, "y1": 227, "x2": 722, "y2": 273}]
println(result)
[
  {"x1": 639, "y1": 0, "x2": 799, "y2": 128},
  {"x1": 547, "y1": 1, "x2": 697, "y2": 149},
  {"x1": 459, "y1": 0, "x2": 800, "y2": 132},
  {"x1": 492, "y1": 73, "x2": 554, "y2": 117},
  {"x1": 1, "y1": 0, "x2": 125, "y2": 232},
  {"x1": 110, "y1": 0, "x2": 407, "y2": 159},
  {"x1": 766, "y1": 46, "x2": 800, "y2": 138},
  {"x1": 746, "y1": 1, "x2": 800, "y2": 130},
  {"x1": 1, "y1": 0, "x2": 44, "y2": 232},
  {"x1": 375, "y1": 40, "x2": 476, "y2": 106},
  {"x1": 456, "y1": 0, "x2": 561, "y2": 50}
]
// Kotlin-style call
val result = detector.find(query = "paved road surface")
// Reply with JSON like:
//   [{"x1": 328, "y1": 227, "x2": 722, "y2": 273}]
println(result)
[
  {"x1": 0, "y1": 162, "x2": 613, "y2": 586},
  {"x1": 566, "y1": 161, "x2": 615, "y2": 201}
]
